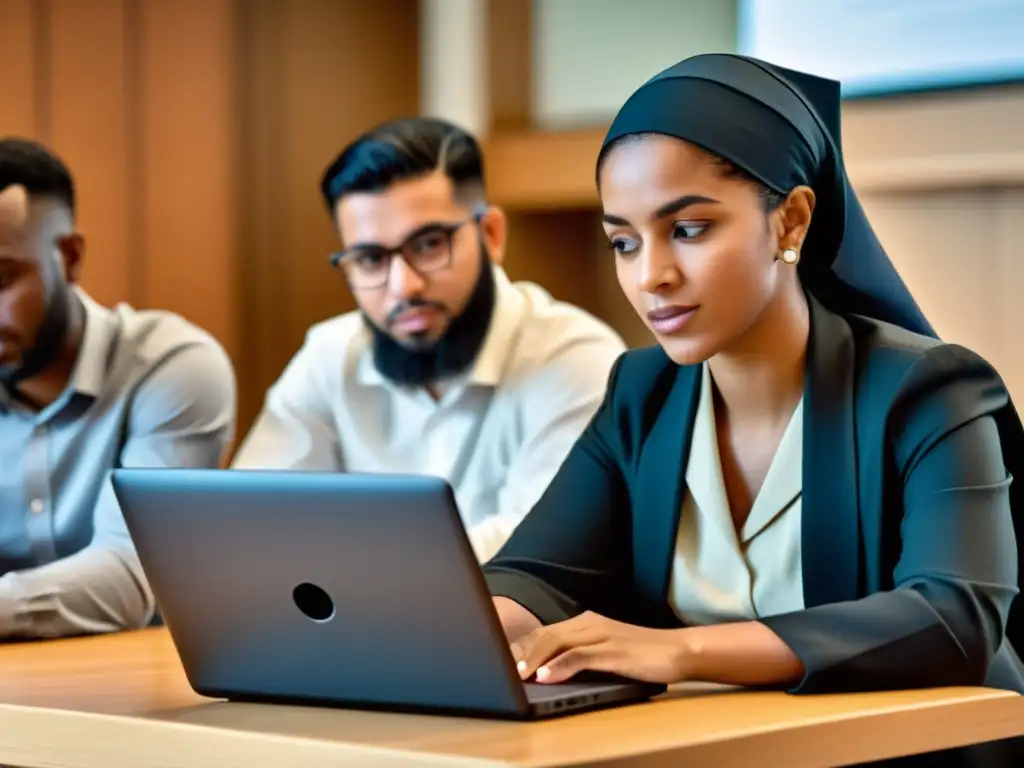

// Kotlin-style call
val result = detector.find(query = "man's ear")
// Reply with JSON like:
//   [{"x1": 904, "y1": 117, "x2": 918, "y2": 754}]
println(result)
[
  {"x1": 477, "y1": 205, "x2": 507, "y2": 267},
  {"x1": 56, "y1": 233, "x2": 85, "y2": 284}
]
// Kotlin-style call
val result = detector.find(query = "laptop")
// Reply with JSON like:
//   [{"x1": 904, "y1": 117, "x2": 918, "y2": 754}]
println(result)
[{"x1": 111, "y1": 468, "x2": 665, "y2": 719}]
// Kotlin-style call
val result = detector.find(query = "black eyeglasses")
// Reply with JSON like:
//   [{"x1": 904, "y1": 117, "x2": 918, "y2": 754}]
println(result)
[{"x1": 329, "y1": 219, "x2": 475, "y2": 290}]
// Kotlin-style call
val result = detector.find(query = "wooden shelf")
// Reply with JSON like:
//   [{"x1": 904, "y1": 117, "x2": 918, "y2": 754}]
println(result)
[
  {"x1": 850, "y1": 151, "x2": 1024, "y2": 193},
  {"x1": 484, "y1": 127, "x2": 607, "y2": 210},
  {"x1": 484, "y1": 126, "x2": 1024, "y2": 212}
]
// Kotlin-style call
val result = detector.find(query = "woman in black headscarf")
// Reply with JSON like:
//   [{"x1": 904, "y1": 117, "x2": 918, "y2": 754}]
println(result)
[{"x1": 482, "y1": 53, "x2": 1024, "y2": 749}]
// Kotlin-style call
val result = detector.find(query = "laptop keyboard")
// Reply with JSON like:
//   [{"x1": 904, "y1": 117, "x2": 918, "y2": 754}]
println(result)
[{"x1": 524, "y1": 682, "x2": 607, "y2": 702}]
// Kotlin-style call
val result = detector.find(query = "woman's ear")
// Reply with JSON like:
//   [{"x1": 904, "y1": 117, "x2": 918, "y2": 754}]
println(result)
[{"x1": 776, "y1": 185, "x2": 816, "y2": 253}]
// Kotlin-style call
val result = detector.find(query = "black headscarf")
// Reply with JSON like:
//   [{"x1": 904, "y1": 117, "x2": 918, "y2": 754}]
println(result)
[{"x1": 600, "y1": 53, "x2": 936, "y2": 338}]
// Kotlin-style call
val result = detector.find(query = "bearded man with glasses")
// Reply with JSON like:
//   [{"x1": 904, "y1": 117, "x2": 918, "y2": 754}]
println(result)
[{"x1": 232, "y1": 117, "x2": 625, "y2": 562}]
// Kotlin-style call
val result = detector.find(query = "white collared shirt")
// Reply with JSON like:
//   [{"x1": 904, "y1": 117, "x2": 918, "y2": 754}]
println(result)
[
  {"x1": 232, "y1": 267, "x2": 627, "y2": 562},
  {"x1": 668, "y1": 362, "x2": 805, "y2": 625}
]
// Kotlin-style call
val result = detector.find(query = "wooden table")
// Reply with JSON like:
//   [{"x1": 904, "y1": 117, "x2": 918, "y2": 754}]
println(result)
[{"x1": 0, "y1": 629, "x2": 1022, "y2": 767}]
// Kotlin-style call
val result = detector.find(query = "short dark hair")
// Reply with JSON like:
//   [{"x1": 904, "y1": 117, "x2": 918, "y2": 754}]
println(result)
[
  {"x1": 0, "y1": 137, "x2": 75, "y2": 215},
  {"x1": 319, "y1": 117, "x2": 485, "y2": 213}
]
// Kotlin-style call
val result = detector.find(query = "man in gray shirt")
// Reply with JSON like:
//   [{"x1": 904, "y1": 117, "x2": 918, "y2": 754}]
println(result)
[{"x1": 0, "y1": 138, "x2": 237, "y2": 639}]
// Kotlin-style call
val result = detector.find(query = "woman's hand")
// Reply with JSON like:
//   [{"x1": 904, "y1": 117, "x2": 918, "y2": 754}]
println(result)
[
  {"x1": 511, "y1": 611, "x2": 693, "y2": 685},
  {"x1": 493, "y1": 597, "x2": 543, "y2": 643}
]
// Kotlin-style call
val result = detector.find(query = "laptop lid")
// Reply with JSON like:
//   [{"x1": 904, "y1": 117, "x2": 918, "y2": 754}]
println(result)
[{"x1": 112, "y1": 468, "x2": 534, "y2": 717}]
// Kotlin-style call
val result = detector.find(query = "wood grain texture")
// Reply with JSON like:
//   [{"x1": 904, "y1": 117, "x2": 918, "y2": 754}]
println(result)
[
  {"x1": 484, "y1": 129, "x2": 605, "y2": 210},
  {"x1": 484, "y1": 85, "x2": 1024, "y2": 211},
  {"x1": 134, "y1": 0, "x2": 241, "y2": 359},
  {"x1": 46, "y1": 0, "x2": 134, "y2": 307},
  {"x1": 0, "y1": 628, "x2": 1022, "y2": 767},
  {"x1": 234, "y1": 0, "x2": 420, "y2": 437},
  {"x1": 0, "y1": 1, "x2": 422, "y2": 443},
  {"x1": 486, "y1": 0, "x2": 533, "y2": 132},
  {"x1": 0, "y1": 0, "x2": 41, "y2": 139}
]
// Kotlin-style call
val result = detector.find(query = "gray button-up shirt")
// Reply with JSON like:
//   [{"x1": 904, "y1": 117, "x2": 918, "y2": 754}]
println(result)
[{"x1": 0, "y1": 288, "x2": 236, "y2": 638}]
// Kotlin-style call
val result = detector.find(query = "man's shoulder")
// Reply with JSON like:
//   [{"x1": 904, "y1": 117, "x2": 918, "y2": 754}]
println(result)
[
  {"x1": 112, "y1": 302, "x2": 227, "y2": 364},
  {"x1": 74, "y1": 299, "x2": 237, "y2": 415},
  {"x1": 272, "y1": 309, "x2": 368, "y2": 391},
  {"x1": 510, "y1": 281, "x2": 626, "y2": 362},
  {"x1": 102, "y1": 304, "x2": 235, "y2": 402},
  {"x1": 301, "y1": 309, "x2": 366, "y2": 352}
]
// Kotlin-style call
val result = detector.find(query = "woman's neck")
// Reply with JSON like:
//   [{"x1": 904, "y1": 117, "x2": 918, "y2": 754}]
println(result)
[{"x1": 707, "y1": 289, "x2": 810, "y2": 427}]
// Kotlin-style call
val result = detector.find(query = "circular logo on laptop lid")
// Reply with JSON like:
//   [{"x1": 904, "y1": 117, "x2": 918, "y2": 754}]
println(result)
[{"x1": 292, "y1": 582, "x2": 335, "y2": 623}]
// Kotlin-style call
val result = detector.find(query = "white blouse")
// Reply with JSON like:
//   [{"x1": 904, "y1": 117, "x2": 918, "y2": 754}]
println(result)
[{"x1": 668, "y1": 362, "x2": 806, "y2": 626}]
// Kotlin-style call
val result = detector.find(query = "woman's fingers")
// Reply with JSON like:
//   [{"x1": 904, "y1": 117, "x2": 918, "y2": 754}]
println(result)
[
  {"x1": 513, "y1": 616, "x2": 601, "y2": 680},
  {"x1": 534, "y1": 642, "x2": 623, "y2": 684},
  {"x1": 510, "y1": 616, "x2": 690, "y2": 686}
]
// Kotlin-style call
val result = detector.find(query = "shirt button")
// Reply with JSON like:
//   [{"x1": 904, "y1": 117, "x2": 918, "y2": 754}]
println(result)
[{"x1": 29, "y1": 498, "x2": 44, "y2": 514}]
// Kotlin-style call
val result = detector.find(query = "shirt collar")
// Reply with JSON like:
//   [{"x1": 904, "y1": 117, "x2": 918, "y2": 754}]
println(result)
[
  {"x1": 356, "y1": 265, "x2": 526, "y2": 390},
  {"x1": 68, "y1": 287, "x2": 117, "y2": 398},
  {"x1": 685, "y1": 362, "x2": 804, "y2": 544}
]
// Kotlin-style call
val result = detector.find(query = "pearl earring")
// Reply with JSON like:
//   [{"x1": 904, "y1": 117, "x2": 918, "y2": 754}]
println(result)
[{"x1": 779, "y1": 248, "x2": 800, "y2": 265}]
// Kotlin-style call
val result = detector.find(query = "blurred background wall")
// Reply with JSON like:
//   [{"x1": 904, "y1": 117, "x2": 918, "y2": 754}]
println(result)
[
  {"x1": 0, "y1": 0, "x2": 420, "y2": 434},
  {"x1": 1, "y1": 0, "x2": 1022, "y2": 442}
]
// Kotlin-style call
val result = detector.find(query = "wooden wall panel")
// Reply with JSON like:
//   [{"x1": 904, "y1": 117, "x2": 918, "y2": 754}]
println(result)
[
  {"x1": 47, "y1": 0, "x2": 133, "y2": 306},
  {"x1": 237, "y1": 0, "x2": 420, "y2": 432},
  {"x1": 3, "y1": 0, "x2": 424, "y2": 440},
  {"x1": 277, "y1": 0, "x2": 421, "y2": 351},
  {"x1": 0, "y1": 0, "x2": 41, "y2": 139},
  {"x1": 501, "y1": 209, "x2": 600, "y2": 310},
  {"x1": 994, "y1": 188, "x2": 1024, "y2": 401},
  {"x1": 0, "y1": 0, "x2": 237, "y2": 327},
  {"x1": 136, "y1": 0, "x2": 240, "y2": 360},
  {"x1": 486, "y1": 0, "x2": 532, "y2": 131},
  {"x1": 481, "y1": 0, "x2": 630, "y2": 343},
  {"x1": 860, "y1": 188, "x2": 1024, "y2": 401},
  {"x1": 501, "y1": 209, "x2": 654, "y2": 350},
  {"x1": 236, "y1": 0, "x2": 289, "y2": 436}
]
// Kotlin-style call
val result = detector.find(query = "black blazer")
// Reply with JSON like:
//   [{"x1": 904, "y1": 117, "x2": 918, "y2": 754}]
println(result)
[{"x1": 483, "y1": 296, "x2": 1024, "y2": 696}]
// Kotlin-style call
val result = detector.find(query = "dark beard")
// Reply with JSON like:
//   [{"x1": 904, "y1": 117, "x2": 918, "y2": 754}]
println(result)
[
  {"x1": 364, "y1": 251, "x2": 497, "y2": 388},
  {"x1": 0, "y1": 283, "x2": 73, "y2": 390}
]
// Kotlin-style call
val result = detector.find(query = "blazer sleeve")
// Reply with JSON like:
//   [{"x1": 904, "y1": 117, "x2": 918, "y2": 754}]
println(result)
[
  {"x1": 760, "y1": 344, "x2": 1020, "y2": 693},
  {"x1": 482, "y1": 355, "x2": 636, "y2": 626}
]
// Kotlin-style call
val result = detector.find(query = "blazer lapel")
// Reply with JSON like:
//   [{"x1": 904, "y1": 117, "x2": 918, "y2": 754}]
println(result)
[
  {"x1": 802, "y1": 296, "x2": 862, "y2": 607},
  {"x1": 685, "y1": 364, "x2": 741, "y2": 548},
  {"x1": 741, "y1": 399, "x2": 803, "y2": 543},
  {"x1": 633, "y1": 365, "x2": 701, "y2": 606}
]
